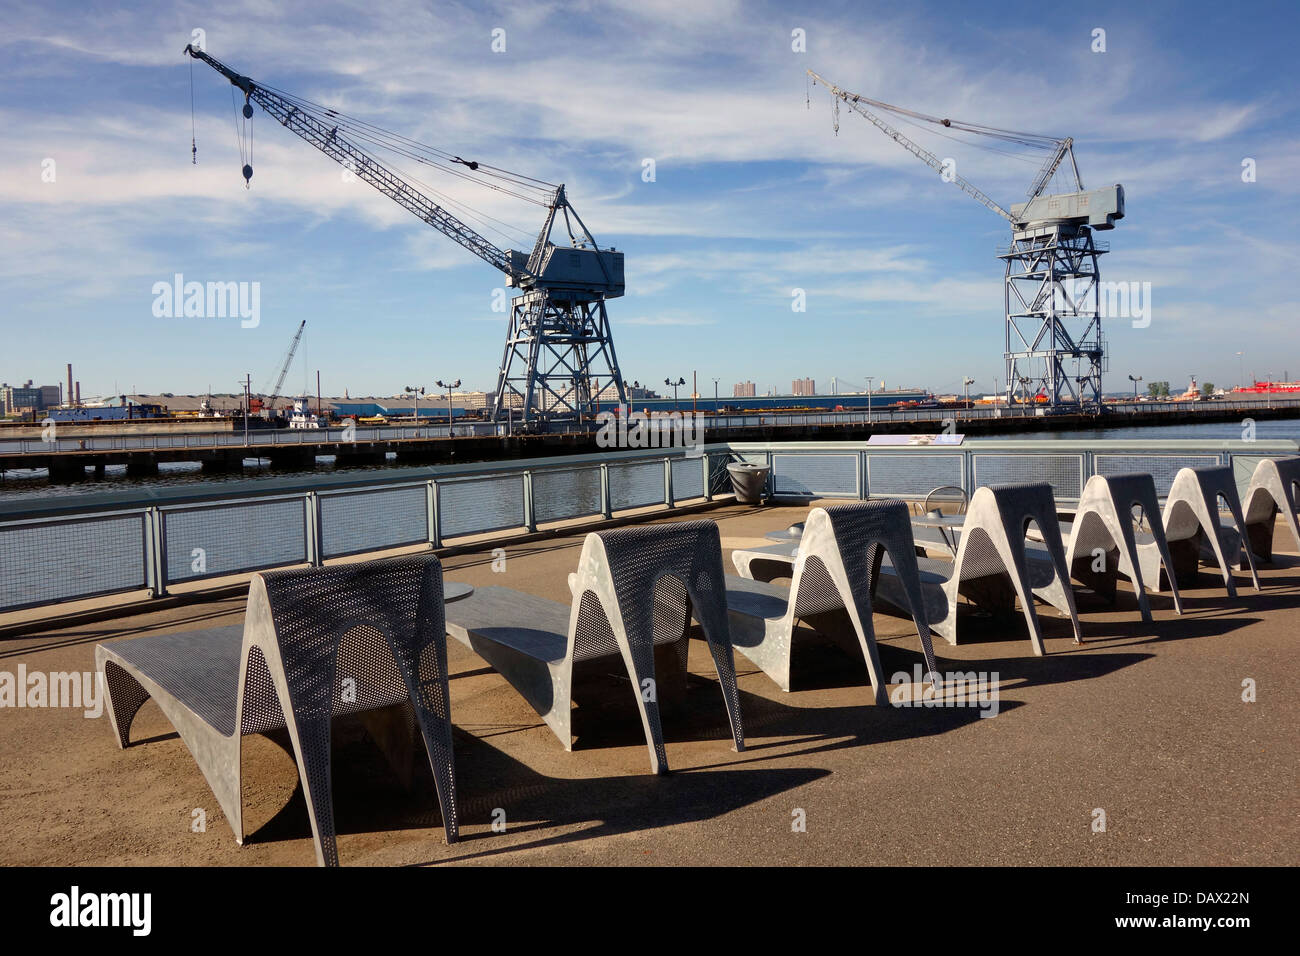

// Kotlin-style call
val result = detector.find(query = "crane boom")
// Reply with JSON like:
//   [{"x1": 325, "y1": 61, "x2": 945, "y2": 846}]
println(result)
[
  {"x1": 267, "y1": 319, "x2": 306, "y2": 410},
  {"x1": 807, "y1": 70, "x2": 1015, "y2": 223},
  {"x1": 1025, "y1": 137, "x2": 1082, "y2": 201},
  {"x1": 185, "y1": 45, "x2": 628, "y2": 426},
  {"x1": 185, "y1": 45, "x2": 517, "y2": 279}
]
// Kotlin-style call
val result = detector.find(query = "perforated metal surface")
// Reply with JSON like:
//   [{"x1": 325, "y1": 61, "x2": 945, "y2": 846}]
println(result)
[
  {"x1": 671, "y1": 457, "x2": 705, "y2": 500},
  {"x1": 0, "y1": 513, "x2": 145, "y2": 611},
  {"x1": 320, "y1": 485, "x2": 426, "y2": 558},
  {"x1": 108, "y1": 625, "x2": 246, "y2": 735},
  {"x1": 438, "y1": 475, "x2": 524, "y2": 537},
  {"x1": 532, "y1": 466, "x2": 602, "y2": 523},
  {"x1": 974, "y1": 455, "x2": 1083, "y2": 500},
  {"x1": 98, "y1": 556, "x2": 461, "y2": 866},
  {"x1": 609, "y1": 461, "x2": 664, "y2": 511},
  {"x1": 165, "y1": 498, "x2": 306, "y2": 583},
  {"x1": 580, "y1": 520, "x2": 745, "y2": 771},
  {"x1": 772, "y1": 454, "x2": 857, "y2": 497},
  {"x1": 1095, "y1": 455, "x2": 1219, "y2": 497},
  {"x1": 867, "y1": 453, "x2": 963, "y2": 498}
]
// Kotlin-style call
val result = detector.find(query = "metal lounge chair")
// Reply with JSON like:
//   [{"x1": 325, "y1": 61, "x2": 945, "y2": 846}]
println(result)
[
  {"x1": 725, "y1": 499, "x2": 939, "y2": 699},
  {"x1": 1033, "y1": 472, "x2": 1183, "y2": 622},
  {"x1": 96, "y1": 555, "x2": 460, "y2": 867},
  {"x1": 443, "y1": 520, "x2": 745, "y2": 775},
  {"x1": 1157, "y1": 466, "x2": 1260, "y2": 595},
  {"x1": 875, "y1": 482, "x2": 1084, "y2": 655},
  {"x1": 1237, "y1": 456, "x2": 1300, "y2": 566}
]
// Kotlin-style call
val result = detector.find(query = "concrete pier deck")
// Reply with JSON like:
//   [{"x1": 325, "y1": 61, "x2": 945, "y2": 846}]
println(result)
[{"x1": 0, "y1": 501, "x2": 1295, "y2": 866}]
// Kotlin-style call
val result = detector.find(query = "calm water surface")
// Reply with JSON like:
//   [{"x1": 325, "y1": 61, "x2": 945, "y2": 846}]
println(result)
[{"x1": 3, "y1": 419, "x2": 1297, "y2": 504}]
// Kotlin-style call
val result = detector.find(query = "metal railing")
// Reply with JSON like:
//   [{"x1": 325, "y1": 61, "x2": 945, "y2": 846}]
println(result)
[
  {"x1": 0, "y1": 438, "x2": 1295, "y2": 615},
  {"x1": 0, "y1": 447, "x2": 719, "y2": 613},
  {"x1": 4, "y1": 397, "x2": 1298, "y2": 457}
]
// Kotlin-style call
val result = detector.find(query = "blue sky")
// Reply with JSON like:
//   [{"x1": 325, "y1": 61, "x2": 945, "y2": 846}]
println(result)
[{"x1": 2, "y1": 0, "x2": 1297, "y2": 400}]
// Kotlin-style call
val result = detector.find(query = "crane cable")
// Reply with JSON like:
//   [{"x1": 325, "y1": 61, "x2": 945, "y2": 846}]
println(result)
[
  {"x1": 189, "y1": 56, "x2": 197, "y2": 164},
  {"x1": 810, "y1": 74, "x2": 1062, "y2": 149},
  {"x1": 258, "y1": 81, "x2": 557, "y2": 197}
]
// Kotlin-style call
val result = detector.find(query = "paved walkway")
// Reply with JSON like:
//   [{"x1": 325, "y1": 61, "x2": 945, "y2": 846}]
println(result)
[{"x1": 1, "y1": 502, "x2": 1295, "y2": 865}]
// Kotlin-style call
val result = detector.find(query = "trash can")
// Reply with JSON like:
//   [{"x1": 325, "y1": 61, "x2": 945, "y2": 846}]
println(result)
[{"x1": 726, "y1": 461, "x2": 770, "y2": 505}]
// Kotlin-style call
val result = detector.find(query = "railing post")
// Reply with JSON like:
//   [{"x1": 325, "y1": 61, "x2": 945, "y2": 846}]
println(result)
[
  {"x1": 431, "y1": 481, "x2": 447, "y2": 548},
  {"x1": 703, "y1": 452, "x2": 713, "y2": 501},
  {"x1": 600, "y1": 463, "x2": 612, "y2": 519},
  {"x1": 427, "y1": 480, "x2": 441, "y2": 548},
  {"x1": 523, "y1": 470, "x2": 537, "y2": 532},
  {"x1": 859, "y1": 450, "x2": 868, "y2": 499},
  {"x1": 664, "y1": 457, "x2": 674, "y2": 508},
  {"x1": 145, "y1": 507, "x2": 168, "y2": 598},
  {"x1": 304, "y1": 492, "x2": 323, "y2": 567}
]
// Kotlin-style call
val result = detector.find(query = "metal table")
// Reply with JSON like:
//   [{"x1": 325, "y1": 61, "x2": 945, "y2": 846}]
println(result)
[
  {"x1": 764, "y1": 523, "x2": 805, "y2": 542},
  {"x1": 910, "y1": 513, "x2": 966, "y2": 557},
  {"x1": 444, "y1": 581, "x2": 474, "y2": 603}
]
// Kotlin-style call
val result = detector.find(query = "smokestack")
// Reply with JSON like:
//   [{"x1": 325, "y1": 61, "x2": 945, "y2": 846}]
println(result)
[
  {"x1": 75, "y1": 382, "x2": 81, "y2": 405},
  {"x1": 66, "y1": 364, "x2": 73, "y2": 407}
]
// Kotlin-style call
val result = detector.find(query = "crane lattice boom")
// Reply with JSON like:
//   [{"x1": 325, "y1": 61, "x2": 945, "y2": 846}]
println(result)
[
  {"x1": 184, "y1": 45, "x2": 627, "y2": 426},
  {"x1": 186, "y1": 45, "x2": 516, "y2": 277}
]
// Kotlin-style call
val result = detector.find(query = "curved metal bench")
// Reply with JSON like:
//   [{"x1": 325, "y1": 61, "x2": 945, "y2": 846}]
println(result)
[
  {"x1": 725, "y1": 499, "x2": 938, "y2": 698},
  {"x1": 444, "y1": 520, "x2": 744, "y2": 775},
  {"x1": 873, "y1": 483, "x2": 1083, "y2": 655},
  {"x1": 1039, "y1": 472, "x2": 1183, "y2": 621},
  {"x1": 96, "y1": 555, "x2": 460, "y2": 867},
  {"x1": 1161, "y1": 465, "x2": 1259, "y2": 595},
  {"x1": 1238, "y1": 456, "x2": 1300, "y2": 565}
]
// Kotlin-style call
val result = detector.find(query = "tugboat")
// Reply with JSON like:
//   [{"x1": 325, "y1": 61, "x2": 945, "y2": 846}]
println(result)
[
  {"x1": 1172, "y1": 376, "x2": 1203, "y2": 402},
  {"x1": 287, "y1": 398, "x2": 322, "y2": 429}
]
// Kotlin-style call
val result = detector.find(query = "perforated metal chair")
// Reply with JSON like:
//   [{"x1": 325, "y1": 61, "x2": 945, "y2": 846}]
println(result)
[
  {"x1": 726, "y1": 499, "x2": 938, "y2": 699},
  {"x1": 875, "y1": 482, "x2": 1083, "y2": 656},
  {"x1": 1155, "y1": 465, "x2": 1259, "y2": 595},
  {"x1": 444, "y1": 520, "x2": 744, "y2": 775},
  {"x1": 1237, "y1": 456, "x2": 1300, "y2": 566},
  {"x1": 96, "y1": 555, "x2": 459, "y2": 867},
  {"x1": 1034, "y1": 472, "x2": 1183, "y2": 622}
]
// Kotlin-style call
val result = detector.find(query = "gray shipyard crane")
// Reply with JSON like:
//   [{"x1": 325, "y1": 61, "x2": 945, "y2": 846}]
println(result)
[
  {"x1": 185, "y1": 45, "x2": 626, "y2": 426},
  {"x1": 263, "y1": 318, "x2": 306, "y2": 414},
  {"x1": 808, "y1": 70, "x2": 1125, "y2": 409}
]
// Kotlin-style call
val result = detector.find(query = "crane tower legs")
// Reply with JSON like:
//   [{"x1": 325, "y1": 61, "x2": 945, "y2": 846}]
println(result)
[
  {"x1": 1002, "y1": 225, "x2": 1107, "y2": 409},
  {"x1": 492, "y1": 291, "x2": 626, "y2": 427}
]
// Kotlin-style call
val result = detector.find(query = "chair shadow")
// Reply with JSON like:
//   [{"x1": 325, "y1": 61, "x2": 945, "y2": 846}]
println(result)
[
  {"x1": 0, "y1": 604, "x2": 245, "y2": 658},
  {"x1": 244, "y1": 645, "x2": 1014, "y2": 859}
]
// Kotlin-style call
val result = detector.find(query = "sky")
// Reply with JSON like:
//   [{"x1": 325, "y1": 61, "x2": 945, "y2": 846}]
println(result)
[{"x1": 2, "y1": 0, "x2": 1298, "y2": 401}]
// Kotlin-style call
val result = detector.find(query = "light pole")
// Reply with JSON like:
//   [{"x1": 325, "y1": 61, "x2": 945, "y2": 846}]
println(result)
[
  {"x1": 1236, "y1": 351, "x2": 1245, "y2": 389},
  {"x1": 404, "y1": 385, "x2": 424, "y2": 427},
  {"x1": 241, "y1": 374, "x2": 251, "y2": 445},
  {"x1": 962, "y1": 377, "x2": 975, "y2": 419},
  {"x1": 712, "y1": 377, "x2": 720, "y2": 415},
  {"x1": 1128, "y1": 374, "x2": 1142, "y2": 402},
  {"x1": 665, "y1": 377, "x2": 685, "y2": 413},
  {"x1": 435, "y1": 379, "x2": 460, "y2": 428},
  {"x1": 864, "y1": 376, "x2": 874, "y2": 425}
]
